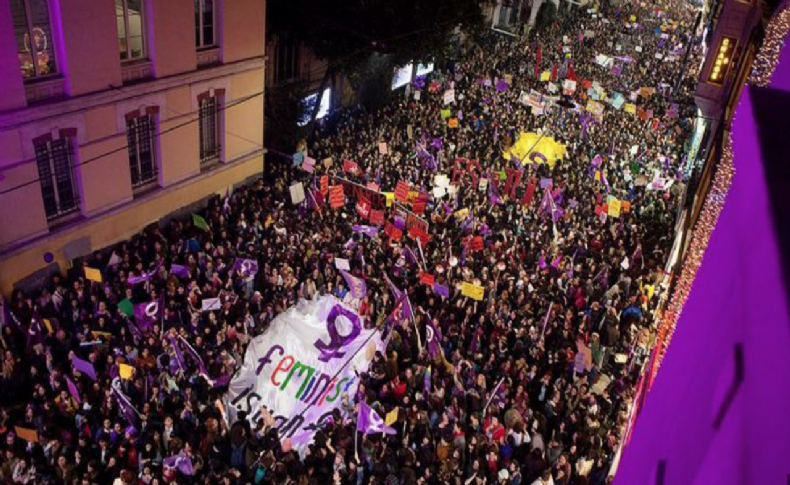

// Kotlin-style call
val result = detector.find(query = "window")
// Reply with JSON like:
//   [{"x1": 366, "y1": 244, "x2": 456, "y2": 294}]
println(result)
[
  {"x1": 116, "y1": 0, "x2": 145, "y2": 61},
  {"x1": 274, "y1": 37, "x2": 301, "y2": 83},
  {"x1": 126, "y1": 113, "x2": 158, "y2": 188},
  {"x1": 34, "y1": 135, "x2": 80, "y2": 221},
  {"x1": 10, "y1": 0, "x2": 57, "y2": 79},
  {"x1": 194, "y1": 0, "x2": 215, "y2": 49},
  {"x1": 298, "y1": 89, "x2": 331, "y2": 126},
  {"x1": 198, "y1": 95, "x2": 221, "y2": 165}
]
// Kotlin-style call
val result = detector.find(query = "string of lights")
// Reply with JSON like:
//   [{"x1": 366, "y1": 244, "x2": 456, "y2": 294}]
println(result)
[{"x1": 748, "y1": 3, "x2": 790, "y2": 86}]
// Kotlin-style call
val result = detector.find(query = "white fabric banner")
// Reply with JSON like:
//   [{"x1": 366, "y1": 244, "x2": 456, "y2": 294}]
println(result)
[{"x1": 225, "y1": 296, "x2": 382, "y2": 447}]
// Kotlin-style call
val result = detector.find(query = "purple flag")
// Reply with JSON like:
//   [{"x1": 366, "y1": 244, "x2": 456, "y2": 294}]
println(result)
[
  {"x1": 592, "y1": 154, "x2": 603, "y2": 167},
  {"x1": 551, "y1": 255, "x2": 562, "y2": 268},
  {"x1": 426, "y1": 318, "x2": 442, "y2": 357},
  {"x1": 111, "y1": 379, "x2": 139, "y2": 425},
  {"x1": 170, "y1": 264, "x2": 190, "y2": 279},
  {"x1": 164, "y1": 452, "x2": 194, "y2": 476},
  {"x1": 538, "y1": 254, "x2": 547, "y2": 269},
  {"x1": 134, "y1": 298, "x2": 163, "y2": 333},
  {"x1": 431, "y1": 137, "x2": 443, "y2": 149},
  {"x1": 352, "y1": 225, "x2": 380, "y2": 238},
  {"x1": 540, "y1": 177, "x2": 553, "y2": 189},
  {"x1": 231, "y1": 258, "x2": 259, "y2": 280},
  {"x1": 487, "y1": 179, "x2": 502, "y2": 205},
  {"x1": 461, "y1": 215, "x2": 475, "y2": 232},
  {"x1": 168, "y1": 335, "x2": 185, "y2": 372},
  {"x1": 66, "y1": 376, "x2": 81, "y2": 403},
  {"x1": 71, "y1": 355, "x2": 96, "y2": 381},
  {"x1": 383, "y1": 274, "x2": 413, "y2": 320},
  {"x1": 340, "y1": 270, "x2": 368, "y2": 299},
  {"x1": 433, "y1": 283, "x2": 450, "y2": 298},
  {"x1": 551, "y1": 204, "x2": 565, "y2": 223},
  {"x1": 393, "y1": 215, "x2": 406, "y2": 230},
  {"x1": 127, "y1": 261, "x2": 162, "y2": 285},
  {"x1": 356, "y1": 401, "x2": 396, "y2": 435},
  {"x1": 403, "y1": 247, "x2": 418, "y2": 267},
  {"x1": 495, "y1": 78, "x2": 509, "y2": 92}
]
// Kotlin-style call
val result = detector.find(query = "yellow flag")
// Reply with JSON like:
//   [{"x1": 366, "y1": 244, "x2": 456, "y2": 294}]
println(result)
[
  {"x1": 608, "y1": 198, "x2": 622, "y2": 218},
  {"x1": 594, "y1": 170, "x2": 601, "y2": 182},
  {"x1": 43, "y1": 319, "x2": 53, "y2": 335},
  {"x1": 84, "y1": 267, "x2": 103, "y2": 283},
  {"x1": 540, "y1": 71, "x2": 550, "y2": 81},
  {"x1": 624, "y1": 103, "x2": 637, "y2": 114},
  {"x1": 383, "y1": 192, "x2": 395, "y2": 207},
  {"x1": 385, "y1": 408, "x2": 399, "y2": 426},
  {"x1": 264, "y1": 215, "x2": 274, "y2": 228},
  {"x1": 454, "y1": 208, "x2": 470, "y2": 220},
  {"x1": 119, "y1": 363, "x2": 134, "y2": 380},
  {"x1": 629, "y1": 14, "x2": 636, "y2": 22},
  {"x1": 461, "y1": 282, "x2": 485, "y2": 301},
  {"x1": 502, "y1": 132, "x2": 566, "y2": 168}
]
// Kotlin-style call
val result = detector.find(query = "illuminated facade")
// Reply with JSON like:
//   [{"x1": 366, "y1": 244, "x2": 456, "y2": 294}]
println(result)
[{"x1": 0, "y1": 0, "x2": 266, "y2": 294}]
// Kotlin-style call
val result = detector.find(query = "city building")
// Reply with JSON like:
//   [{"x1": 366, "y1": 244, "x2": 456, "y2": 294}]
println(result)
[{"x1": 0, "y1": 0, "x2": 266, "y2": 295}]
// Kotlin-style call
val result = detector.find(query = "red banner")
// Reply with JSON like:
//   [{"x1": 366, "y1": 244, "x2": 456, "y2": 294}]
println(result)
[
  {"x1": 384, "y1": 222, "x2": 402, "y2": 241},
  {"x1": 329, "y1": 185, "x2": 345, "y2": 209},
  {"x1": 343, "y1": 159, "x2": 360, "y2": 175},
  {"x1": 369, "y1": 210, "x2": 384, "y2": 226},
  {"x1": 356, "y1": 198, "x2": 371, "y2": 219},
  {"x1": 395, "y1": 181, "x2": 410, "y2": 202},
  {"x1": 419, "y1": 272, "x2": 435, "y2": 286}
]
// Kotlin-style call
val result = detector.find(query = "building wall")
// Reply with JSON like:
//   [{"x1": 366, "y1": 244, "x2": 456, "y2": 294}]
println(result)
[{"x1": 0, "y1": 0, "x2": 266, "y2": 296}]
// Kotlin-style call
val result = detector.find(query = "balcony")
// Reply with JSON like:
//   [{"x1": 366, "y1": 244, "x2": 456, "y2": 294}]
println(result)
[
  {"x1": 24, "y1": 76, "x2": 66, "y2": 104},
  {"x1": 121, "y1": 60, "x2": 153, "y2": 84},
  {"x1": 197, "y1": 47, "x2": 221, "y2": 68}
]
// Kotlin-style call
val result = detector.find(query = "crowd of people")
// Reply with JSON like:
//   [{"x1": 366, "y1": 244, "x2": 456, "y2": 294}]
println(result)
[{"x1": 0, "y1": 0, "x2": 703, "y2": 484}]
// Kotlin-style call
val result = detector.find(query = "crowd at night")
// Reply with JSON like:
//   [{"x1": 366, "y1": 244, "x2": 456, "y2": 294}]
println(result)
[{"x1": 0, "y1": 0, "x2": 703, "y2": 484}]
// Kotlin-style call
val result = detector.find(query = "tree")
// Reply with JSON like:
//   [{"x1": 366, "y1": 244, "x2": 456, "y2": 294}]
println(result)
[{"x1": 267, "y1": 0, "x2": 486, "y2": 91}]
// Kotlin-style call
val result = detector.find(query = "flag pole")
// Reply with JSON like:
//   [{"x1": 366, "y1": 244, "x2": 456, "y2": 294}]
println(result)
[
  {"x1": 354, "y1": 429, "x2": 360, "y2": 463},
  {"x1": 483, "y1": 377, "x2": 506, "y2": 417},
  {"x1": 416, "y1": 238, "x2": 427, "y2": 271},
  {"x1": 540, "y1": 302, "x2": 553, "y2": 340}
]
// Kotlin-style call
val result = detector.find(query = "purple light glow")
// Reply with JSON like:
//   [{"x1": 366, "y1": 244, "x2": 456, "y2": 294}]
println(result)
[{"x1": 614, "y1": 33, "x2": 790, "y2": 485}]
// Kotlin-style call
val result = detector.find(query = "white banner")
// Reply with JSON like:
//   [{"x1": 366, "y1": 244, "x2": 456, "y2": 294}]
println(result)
[{"x1": 225, "y1": 296, "x2": 382, "y2": 447}]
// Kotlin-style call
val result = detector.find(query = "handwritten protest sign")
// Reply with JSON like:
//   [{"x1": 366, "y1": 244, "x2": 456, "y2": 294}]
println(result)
[{"x1": 461, "y1": 282, "x2": 485, "y2": 301}]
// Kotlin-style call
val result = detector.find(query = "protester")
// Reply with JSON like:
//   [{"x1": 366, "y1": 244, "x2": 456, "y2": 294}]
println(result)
[{"x1": 0, "y1": 0, "x2": 702, "y2": 483}]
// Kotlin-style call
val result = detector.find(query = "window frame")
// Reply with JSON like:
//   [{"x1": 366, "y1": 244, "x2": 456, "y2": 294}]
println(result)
[
  {"x1": 125, "y1": 108, "x2": 159, "y2": 190},
  {"x1": 197, "y1": 90, "x2": 224, "y2": 166},
  {"x1": 33, "y1": 131, "x2": 81, "y2": 222},
  {"x1": 12, "y1": 0, "x2": 58, "y2": 79},
  {"x1": 195, "y1": 0, "x2": 216, "y2": 50},
  {"x1": 117, "y1": 0, "x2": 147, "y2": 62}
]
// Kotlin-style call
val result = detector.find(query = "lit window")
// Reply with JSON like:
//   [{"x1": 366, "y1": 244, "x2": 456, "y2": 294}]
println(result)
[
  {"x1": 126, "y1": 114, "x2": 158, "y2": 188},
  {"x1": 116, "y1": 0, "x2": 146, "y2": 61},
  {"x1": 709, "y1": 37, "x2": 736, "y2": 85},
  {"x1": 10, "y1": 0, "x2": 57, "y2": 79},
  {"x1": 194, "y1": 0, "x2": 215, "y2": 49},
  {"x1": 35, "y1": 136, "x2": 80, "y2": 221}
]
